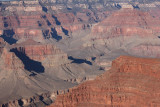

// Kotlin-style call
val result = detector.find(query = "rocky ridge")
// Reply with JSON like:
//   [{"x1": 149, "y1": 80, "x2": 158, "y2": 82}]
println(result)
[
  {"x1": 50, "y1": 56, "x2": 160, "y2": 107},
  {"x1": 83, "y1": 8, "x2": 160, "y2": 59}
]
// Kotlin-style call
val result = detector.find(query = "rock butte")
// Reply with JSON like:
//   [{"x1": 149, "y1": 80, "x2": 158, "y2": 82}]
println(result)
[
  {"x1": 50, "y1": 56, "x2": 160, "y2": 107},
  {"x1": 11, "y1": 39, "x2": 69, "y2": 64}
]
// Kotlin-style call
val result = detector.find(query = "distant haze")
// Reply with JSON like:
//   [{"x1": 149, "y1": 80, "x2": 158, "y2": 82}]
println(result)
[{"x1": 0, "y1": 0, "x2": 19, "y2": 1}]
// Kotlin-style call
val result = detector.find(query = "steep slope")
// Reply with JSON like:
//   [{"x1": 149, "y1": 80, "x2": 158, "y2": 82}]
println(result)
[
  {"x1": 83, "y1": 8, "x2": 160, "y2": 59},
  {"x1": 0, "y1": 0, "x2": 109, "y2": 42},
  {"x1": 0, "y1": 46, "x2": 77, "y2": 106},
  {"x1": 92, "y1": 8, "x2": 160, "y2": 37},
  {"x1": 0, "y1": 38, "x2": 104, "y2": 106},
  {"x1": 50, "y1": 56, "x2": 160, "y2": 107},
  {"x1": 0, "y1": 1, "x2": 107, "y2": 105}
]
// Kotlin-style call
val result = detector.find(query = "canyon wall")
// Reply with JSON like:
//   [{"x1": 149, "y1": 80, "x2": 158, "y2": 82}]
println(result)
[
  {"x1": 0, "y1": 0, "x2": 160, "y2": 106},
  {"x1": 50, "y1": 56, "x2": 160, "y2": 107}
]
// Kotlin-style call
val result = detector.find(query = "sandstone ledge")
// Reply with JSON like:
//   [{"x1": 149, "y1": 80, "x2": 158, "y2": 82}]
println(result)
[{"x1": 49, "y1": 56, "x2": 160, "y2": 107}]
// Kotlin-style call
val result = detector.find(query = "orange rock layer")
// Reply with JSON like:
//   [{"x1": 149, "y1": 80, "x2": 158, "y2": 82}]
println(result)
[{"x1": 50, "y1": 56, "x2": 160, "y2": 107}]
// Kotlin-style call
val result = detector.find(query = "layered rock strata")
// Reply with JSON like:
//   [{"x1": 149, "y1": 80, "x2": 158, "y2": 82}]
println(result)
[
  {"x1": 83, "y1": 8, "x2": 160, "y2": 59},
  {"x1": 91, "y1": 8, "x2": 160, "y2": 38},
  {"x1": 11, "y1": 39, "x2": 69, "y2": 66},
  {"x1": 0, "y1": 0, "x2": 160, "y2": 106},
  {"x1": 50, "y1": 56, "x2": 160, "y2": 107}
]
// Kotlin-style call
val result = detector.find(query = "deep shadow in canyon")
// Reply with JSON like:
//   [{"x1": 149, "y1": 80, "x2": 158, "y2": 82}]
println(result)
[
  {"x1": 10, "y1": 48, "x2": 45, "y2": 74},
  {"x1": 68, "y1": 56, "x2": 92, "y2": 65},
  {"x1": 1, "y1": 29, "x2": 17, "y2": 45}
]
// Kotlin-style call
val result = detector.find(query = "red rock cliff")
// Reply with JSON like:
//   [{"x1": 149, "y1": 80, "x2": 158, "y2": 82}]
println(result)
[
  {"x1": 49, "y1": 56, "x2": 160, "y2": 107},
  {"x1": 92, "y1": 9, "x2": 160, "y2": 38},
  {"x1": 1, "y1": 48, "x2": 24, "y2": 70},
  {"x1": 11, "y1": 39, "x2": 69, "y2": 67}
]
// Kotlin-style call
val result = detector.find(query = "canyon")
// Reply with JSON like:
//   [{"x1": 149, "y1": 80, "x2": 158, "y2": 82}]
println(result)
[
  {"x1": 0, "y1": 0, "x2": 160, "y2": 106},
  {"x1": 50, "y1": 56, "x2": 160, "y2": 107}
]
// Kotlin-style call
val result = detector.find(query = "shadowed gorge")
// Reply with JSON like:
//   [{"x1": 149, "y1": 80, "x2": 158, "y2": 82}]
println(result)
[
  {"x1": 1, "y1": 35, "x2": 17, "y2": 45},
  {"x1": 52, "y1": 15, "x2": 61, "y2": 25},
  {"x1": 68, "y1": 56, "x2": 92, "y2": 65},
  {"x1": 1, "y1": 29, "x2": 17, "y2": 45},
  {"x1": 10, "y1": 48, "x2": 45, "y2": 73},
  {"x1": 61, "y1": 27, "x2": 69, "y2": 36},
  {"x1": 51, "y1": 28, "x2": 62, "y2": 41}
]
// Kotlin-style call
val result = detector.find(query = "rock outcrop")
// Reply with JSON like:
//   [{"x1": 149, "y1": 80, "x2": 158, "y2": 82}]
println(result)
[
  {"x1": 82, "y1": 8, "x2": 160, "y2": 59},
  {"x1": 1, "y1": 47, "x2": 24, "y2": 70},
  {"x1": 50, "y1": 56, "x2": 160, "y2": 107},
  {"x1": 129, "y1": 44, "x2": 160, "y2": 57},
  {"x1": 91, "y1": 8, "x2": 160, "y2": 38},
  {"x1": 11, "y1": 39, "x2": 68, "y2": 65}
]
